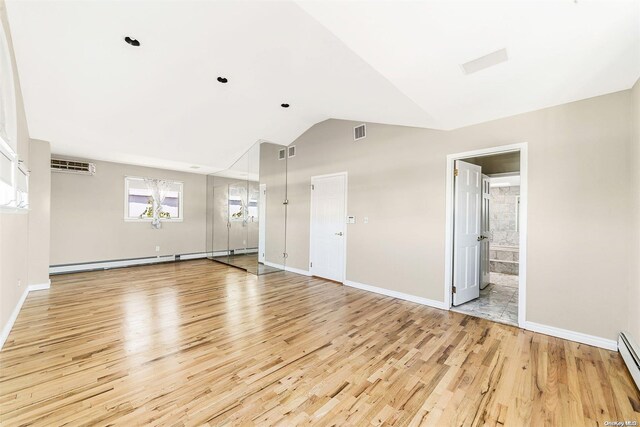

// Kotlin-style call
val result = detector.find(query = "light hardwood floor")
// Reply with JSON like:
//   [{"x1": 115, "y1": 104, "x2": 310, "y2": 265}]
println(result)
[{"x1": 1, "y1": 260, "x2": 638, "y2": 426}]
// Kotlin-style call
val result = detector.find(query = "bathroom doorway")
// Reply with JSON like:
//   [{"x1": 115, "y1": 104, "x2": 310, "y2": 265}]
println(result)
[{"x1": 444, "y1": 144, "x2": 527, "y2": 327}]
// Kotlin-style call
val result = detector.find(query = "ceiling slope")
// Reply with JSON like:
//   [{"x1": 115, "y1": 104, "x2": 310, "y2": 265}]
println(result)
[
  {"x1": 5, "y1": 0, "x2": 433, "y2": 173},
  {"x1": 298, "y1": 0, "x2": 640, "y2": 130},
  {"x1": 5, "y1": 0, "x2": 640, "y2": 172}
]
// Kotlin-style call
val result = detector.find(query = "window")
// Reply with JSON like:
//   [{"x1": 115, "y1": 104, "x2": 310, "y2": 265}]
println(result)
[
  {"x1": 0, "y1": 19, "x2": 25, "y2": 211},
  {"x1": 125, "y1": 177, "x2": 183, "y2": 221},
  {"x1": 228, "y1": 184, "x2": 258, "y2": 223}
]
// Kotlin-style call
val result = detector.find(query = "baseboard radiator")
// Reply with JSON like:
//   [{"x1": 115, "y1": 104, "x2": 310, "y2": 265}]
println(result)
[
  {"x1": 619, "y1": 332, "x2": 640, "y2": 390},
  {"x1": 49, "y1": 252, "x2": 208, "y2": 275}
]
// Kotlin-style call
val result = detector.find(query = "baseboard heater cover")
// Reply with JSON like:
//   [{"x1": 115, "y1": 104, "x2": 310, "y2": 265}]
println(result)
[
  {"x1": 49, "y1": 252, "x2": 208, "y2": 274},
  {"x1": 619, "y1": 331, "x2": 640, "y2": 390}
]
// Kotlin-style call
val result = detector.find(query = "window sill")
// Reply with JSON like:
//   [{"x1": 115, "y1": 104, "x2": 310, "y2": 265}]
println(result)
[
  {"x1": 0, "y1": 205, "x2": 29, "y2": 214},
  {"x1": 124, "y1": 218, "x2": 184, "y2": 223}
]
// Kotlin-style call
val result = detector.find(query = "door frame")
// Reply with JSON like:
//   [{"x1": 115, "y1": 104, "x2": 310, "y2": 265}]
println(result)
[
  {"x1": 258, "y1": 183, "x2": 266, "y2": 263},
  {"x1": 444, "y1": 142, "x2": 528, "y2": 328},
  {"x1": 309, "y1": 171, "x2": 348, "y2": 283}
]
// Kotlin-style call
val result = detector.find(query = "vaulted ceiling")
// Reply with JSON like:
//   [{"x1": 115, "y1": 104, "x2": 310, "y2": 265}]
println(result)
[{"x1": 6, "y1": 0, "x2": 640, "y2": 174}]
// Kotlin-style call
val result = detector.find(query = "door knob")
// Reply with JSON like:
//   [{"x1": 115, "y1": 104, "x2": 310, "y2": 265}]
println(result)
[{"x1": 335, "y1": 232, "x2": 343, "y2": 236}]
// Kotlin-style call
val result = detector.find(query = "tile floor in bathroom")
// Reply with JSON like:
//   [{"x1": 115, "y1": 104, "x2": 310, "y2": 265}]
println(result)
[{"x1": 452, "y1": 272, "x2": 519, "y2": 326}]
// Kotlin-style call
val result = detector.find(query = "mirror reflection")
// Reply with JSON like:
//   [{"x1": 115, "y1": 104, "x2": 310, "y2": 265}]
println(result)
[{"x1": 206, "y1": 141, "x2": 287, "y2": 275}]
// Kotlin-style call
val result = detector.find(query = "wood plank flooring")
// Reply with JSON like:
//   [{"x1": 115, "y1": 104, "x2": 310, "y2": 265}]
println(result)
[{"x1": 1, "y1": 260, "x2": 638, "y2": 426}]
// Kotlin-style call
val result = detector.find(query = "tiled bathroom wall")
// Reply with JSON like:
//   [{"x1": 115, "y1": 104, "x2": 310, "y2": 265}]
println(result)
[
  {"x1": 489, "y1": 185, "x2": 520, "y2": 246},
  {"x1": 489, "y1": 185, "x2": 520, "y2": 275}
]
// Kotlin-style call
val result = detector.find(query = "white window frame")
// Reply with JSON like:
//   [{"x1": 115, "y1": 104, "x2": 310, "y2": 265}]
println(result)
[{"x1": 124, "y1": 176, "x2": 184, "y2": 222}]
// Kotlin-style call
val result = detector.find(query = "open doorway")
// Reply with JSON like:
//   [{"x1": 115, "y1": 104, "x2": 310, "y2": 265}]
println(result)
[{"x1": 444, "y1": 144, "x2": 527, "y2": 327}]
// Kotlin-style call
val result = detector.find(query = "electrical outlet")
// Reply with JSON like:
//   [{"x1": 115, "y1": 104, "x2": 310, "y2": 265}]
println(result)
[
  {"x1": 364, "y1": 217, "x2": 369, "y2": 224},
  {"x1": 155, "y1": 246, "x2": 160, "y2": 252}
]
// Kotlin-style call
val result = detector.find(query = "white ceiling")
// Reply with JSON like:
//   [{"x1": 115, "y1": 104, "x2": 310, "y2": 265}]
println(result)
[{"x1": 6, "y1": 0, "x2": 640, "y2": 174}]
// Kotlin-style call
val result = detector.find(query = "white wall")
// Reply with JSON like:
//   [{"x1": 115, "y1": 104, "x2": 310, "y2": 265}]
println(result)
[
  {"x1": 50, "y1": 159, "x2": 207, "y2": 265},
  {"x1": 630, "y1": 78, "x2": 640, "y2": 342},
  {"x1": 285, "y1": 89, "x2": 634, "y2": 342},
  {"x1": 0, "y1": 0, "x2": 50, "y2": 341},
  {"x1": 27, "y1": 139, "x2": 50, "y2": 285}
]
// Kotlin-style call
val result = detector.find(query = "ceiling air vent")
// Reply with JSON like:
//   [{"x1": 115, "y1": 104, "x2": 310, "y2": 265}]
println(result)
[
  {"x1": 51, "y1": 158, "x2": 96, "y2": 175},
  {"x1": 278, "y1": 148, "x2": 286, "y2": 160},
  {"x1": 354, "y1": 124, "x2": 366, "y2": 141},
  {"x1": 461, "y1": 48, "x2": 508, "y2": 75}
]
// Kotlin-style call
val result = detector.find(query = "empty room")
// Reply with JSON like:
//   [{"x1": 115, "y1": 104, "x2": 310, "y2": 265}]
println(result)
[{"x1": 1, "y1": 0, "x2": 639, "y2": 425}]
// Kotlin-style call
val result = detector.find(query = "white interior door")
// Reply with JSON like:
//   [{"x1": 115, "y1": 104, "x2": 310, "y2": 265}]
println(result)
[
  {"x1": 453, "y1": 160, "x2": 482, "y2": 306},
  {"x1": 480, "y1": 174, "x2": 491, "y2": 289},
  {"x1": 258, "y1": 184, "x2": 266, "y2": 263},
  {"x1": 310, "y1": 173, "x2": 346, "y2": 282}
]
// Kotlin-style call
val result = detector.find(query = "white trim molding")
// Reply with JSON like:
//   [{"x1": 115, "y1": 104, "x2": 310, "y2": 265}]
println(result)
[
  {"x1": 263, "y1": 261, "x2": 312, "y2": 276},
  {"x1": 0, "y1": 288, "x2": 29, "y2": 350},
  {"x1": 0, "y1": 280, "x2": 51, "y2": 350},
  {"x1": 525, "y1": 321, "x2": 617, "y2": 351},
  {"x1": 28, "y1": 280, "x2": 51, "y2": 291},
  {"x1": 345, "y1": 280, "x2": 447, "y2": 310}
]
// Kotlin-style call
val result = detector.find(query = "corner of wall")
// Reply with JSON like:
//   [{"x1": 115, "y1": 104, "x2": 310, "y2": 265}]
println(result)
[{"x1": 629, "y1": 78, "x2": 640, "y2": 341}]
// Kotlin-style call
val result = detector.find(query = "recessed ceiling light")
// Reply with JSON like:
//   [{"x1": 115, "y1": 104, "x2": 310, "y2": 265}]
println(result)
[
  {"x1": 189, "y1": 165, "x2": 200, "y2": 169},
  {"x1": 217, "y1": 77, "x2": 228, "y2": 83},
  {"x1": 124, "y1": 36, "x2": 140, "y2": 47},
  {"x1": 281, "y1": 103, "x2": 290, "y2": 108}
]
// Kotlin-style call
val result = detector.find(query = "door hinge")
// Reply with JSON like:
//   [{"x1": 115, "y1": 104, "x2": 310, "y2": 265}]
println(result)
[
  {"x1": 454, "y1": 169, "x2": 459, "y2": 177},
  {"x1": 311, "y1": 184, "x2": 315, "y2": 190},
  {"x1": 310, "y1": 261, "x2": 313, "y2": 267},
  {"x1": 283, "y1": 252, "x2": 288, "y2": 259},
  {"x1": 452, "y1": 285, "x2": 457, "y2": 294}
]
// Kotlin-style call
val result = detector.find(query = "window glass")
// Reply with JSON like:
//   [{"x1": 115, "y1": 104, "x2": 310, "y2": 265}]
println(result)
[{"x1": 125, "y1": 177, "x2": 183, "y2": 221}]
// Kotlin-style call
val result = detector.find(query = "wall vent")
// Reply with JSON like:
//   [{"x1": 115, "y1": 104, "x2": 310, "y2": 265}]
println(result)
[
  {"x1": 354, "y1": 124, "x2": 366, "y2": 141},
  {"x1": 51, "y1": 158, "x2": 96, "y2": 175},
  {"x1": 288, "y1": 146, "x2": 296, "y2": 158},
  {"x1": 278, "y1": 148, "x2": 286, "y2": 160}
]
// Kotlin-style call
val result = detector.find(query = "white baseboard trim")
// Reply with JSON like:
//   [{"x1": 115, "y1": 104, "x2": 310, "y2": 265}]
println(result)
[
  {"x1": 344, "y1": 280, "x2": 447, "y2": 310},
  {"x1": 524, "y1": 321, "x2": 618, "y2": 351},
  {"x1": 0, "y1": 280, "x2": 51, "y2": 350},
  {"x1": 1, "y1": 280, "x2": 51, "y2": 350},
  {"x1": 283, "y1": 265, "x2": 312, "y2": 276},
  {"x1": 263, "y1": 261, "x2": 312, "y2": 276},
  {"x1": 28, "y1": 280, "x2": 51, "y2": 291},
  {"x1": 0, "y1": 287, "x2": 29, "y2": 350},
  {"x1": 233, "y1": 248, "x2": 258, "y2": 255},
  {"x1": 178, "y1": 252, "x2": 208, "y2": 261},
  {"x1": 50, "y1": 252, "x2": 209, "y2": 274}
]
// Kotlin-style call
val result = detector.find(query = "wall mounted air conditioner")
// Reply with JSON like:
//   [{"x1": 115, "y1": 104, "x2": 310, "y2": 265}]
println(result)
[{"x1": 51, "y1": 158, "x2": 96, "y2": 175}]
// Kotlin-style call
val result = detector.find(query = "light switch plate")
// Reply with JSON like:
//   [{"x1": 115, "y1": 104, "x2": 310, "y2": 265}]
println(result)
[{"x1": 364, "y1": 217, "x2": 369, "y2": 224}]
